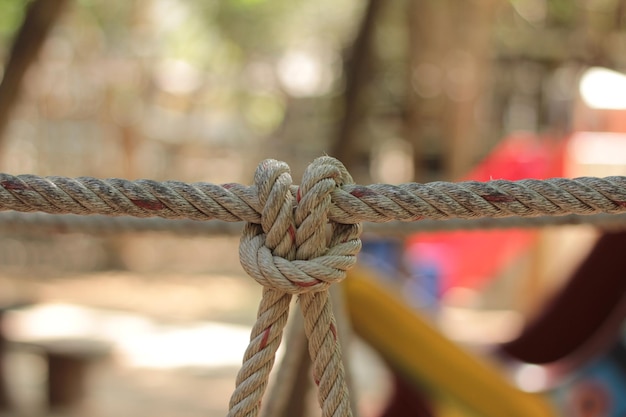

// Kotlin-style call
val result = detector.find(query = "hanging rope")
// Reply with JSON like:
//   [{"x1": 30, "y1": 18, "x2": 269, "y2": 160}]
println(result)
[{"x1": 231, "y1": 157, "x2": 360, "y2": 417}]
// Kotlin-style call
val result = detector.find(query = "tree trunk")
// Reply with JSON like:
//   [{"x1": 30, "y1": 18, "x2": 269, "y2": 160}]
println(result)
[
  {"x1": 406, "y1": 0, "x2": 497, "y2": 181},
  {"x1": 330, "y1": 0, "x2": 384, "y2": 174},
  {"x1": 0, "y1": 0, "x2": 69, "y2": 148},
  {"x1": 443, "y1": 0, "x2": 497, "y2": 180}
]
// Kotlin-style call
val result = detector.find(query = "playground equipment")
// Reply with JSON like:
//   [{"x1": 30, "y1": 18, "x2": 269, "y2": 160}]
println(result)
[
  {"x1": 344, "y1": 266, "x2": 556, "y2": 417},
  {"x1": 2, "y1": 155, "x2": 626, "y2": 416},
  {"x1": 348, "y1": 230, "x2": 626, "y2": 417}
]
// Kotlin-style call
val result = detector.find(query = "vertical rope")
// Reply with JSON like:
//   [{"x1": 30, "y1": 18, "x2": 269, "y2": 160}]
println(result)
[
  {"x1": 296, "y1": 157, "x2": 362, "y2": 417},
  {"x1": 229, "y1": 161, "x2": 296, "y2": 417},
  {"x1": 234, "y1": 157, "x2": 362, "y2": 417}
]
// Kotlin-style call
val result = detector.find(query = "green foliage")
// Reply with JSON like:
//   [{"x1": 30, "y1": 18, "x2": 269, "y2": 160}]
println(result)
[
  {"x1": 214, "y1": 0, "x2": 294, "y2": 55},
  {"x1": 0, "y1": 0, "x2": 30, "y2": 40},
  {"x1": 546, "y1": 0, "x2": 577, "y2": 26},
  {"x1": 229, "y1": 0, "x2": 268, "y2": 7},
  {"x1": 74, "y1": 0, "x2": 137, "y2": 48}
]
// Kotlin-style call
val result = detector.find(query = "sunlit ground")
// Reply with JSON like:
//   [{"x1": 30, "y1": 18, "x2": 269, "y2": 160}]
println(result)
[
  {"x1": 0, "y1": 273, "x2": 390, "y2": 417},
  {"x1": 5, "y1": 303, "x2": 252, "y2": 370},
  {"x1": 0, "y1": 269, "x2": 260, "y2": 417}
]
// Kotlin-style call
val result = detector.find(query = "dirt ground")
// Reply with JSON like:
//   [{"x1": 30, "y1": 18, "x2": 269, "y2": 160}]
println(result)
[{"x1": 0, "y1": 236, "x2": 391, "y2": 417}]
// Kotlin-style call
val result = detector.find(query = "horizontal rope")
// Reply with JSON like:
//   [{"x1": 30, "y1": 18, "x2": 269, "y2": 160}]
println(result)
[
  {"x1": 2, "y1": 211, "x2": 626, "y2": 237},
  {"x1": 2, "y1": 173, "x2": 626, "y2": 224},
  {"x1": 374, "y1": 212, "x2": 626, "y2": 234},
  {"x1": 0, "y1": 212, "x2": 243, "y2": 235}
]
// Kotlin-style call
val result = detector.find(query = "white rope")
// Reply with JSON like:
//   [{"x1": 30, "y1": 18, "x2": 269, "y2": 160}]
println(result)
[
  {"x1": 2, "y1": 211, "x2": 626, "y2": 237},
  {"x1": 231, "y1": 157, "x2": 358, "y2": 417},
  {"x1": 3, "y1": 174, "x2": 626, "y2": 223},
  {"x1": 5, "y1": 157, "x2": 626, "y2": 417}
]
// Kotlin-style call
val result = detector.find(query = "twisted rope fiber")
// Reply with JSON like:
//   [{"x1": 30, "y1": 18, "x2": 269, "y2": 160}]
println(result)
[
  {"x1": 2, "y1": 173, "x2": 626, "y2": 223},
  {"x1": 231, "y1": 157, "x2": 359, "y2": 417},
  {"x1": 3, "y1": 211, "x2": 626, "y2": 237},
  {"x1": 5, "y1": 166, "x2": 626, "y2": 417},
  {"x1": 228, "y1": 160, "x2": 294, "y2": 417}
]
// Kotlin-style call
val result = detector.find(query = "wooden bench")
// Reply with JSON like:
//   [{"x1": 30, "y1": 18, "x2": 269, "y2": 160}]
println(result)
[
  {"x1": 13, "y1": 338, "x2": 111, "y2": 409},
  {"x1": 0, "y1": 302, "x2": 33, "y2": 410}
]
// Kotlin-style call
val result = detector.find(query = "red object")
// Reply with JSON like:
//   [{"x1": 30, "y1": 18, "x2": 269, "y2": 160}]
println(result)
[{"x1": 406, "y1": 133, "x2": 565, "y2": 291}]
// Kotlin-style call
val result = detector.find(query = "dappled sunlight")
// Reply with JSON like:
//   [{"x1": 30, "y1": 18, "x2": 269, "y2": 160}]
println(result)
[
  {"x1": 370, "y1": 138, "x2": 414, "y2": 184},
  {"x1": 117, "y1": 323, "x2": 250, "y2": 370},
  {"x1": 155, "y1": 59, "x2": 203, "y2": 95},
  {"x1": 4, "y1": 302, "x2": 251, "y2": 371},
  {"x1": 515, "y1": 364, "x2": 551, "y2": 393},
  {"x1": 438, "y1": 287, "x2": 524, "y2": 345},
  {"x1": 277, "y1": 47, "x2": 337, "y2": 97},
  {"x1": 579, "y1": 67, "x2": 626, "y2": 110},
  {"x1": 568, "y1": 132, "x2": 626, "y2": 175}
]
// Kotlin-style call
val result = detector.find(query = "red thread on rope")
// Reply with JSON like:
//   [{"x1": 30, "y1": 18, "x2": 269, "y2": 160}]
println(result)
[
  {"x1": 349, "y1": 186, "x2": 376, "y2": 198},
  {"x1": 288, "y1": 225, "x2": 296, "y2": 243},
  {"x1": 259, "y1": 326, "x2": 271, "y2": 350},
  {"x1": 1, "y1": 180, "x2": 30, "y2": 191},
  {"x1": 482, "y1": 193, "x2": 516, "y2": 203},
  {"x1": 296, "y1": 279, "x2": 322, "y2": 288},
  {"x1": 329, "y1": 323, "x2": 337, "y2": 342},
  {"x1": 130, "y1": 199, "x2": 165, "y2": 210}
]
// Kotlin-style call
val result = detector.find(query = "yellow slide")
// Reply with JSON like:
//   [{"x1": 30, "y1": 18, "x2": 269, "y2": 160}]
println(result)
[{"x1": 343, "y1": 266, "x2": 557, "y2": 417}]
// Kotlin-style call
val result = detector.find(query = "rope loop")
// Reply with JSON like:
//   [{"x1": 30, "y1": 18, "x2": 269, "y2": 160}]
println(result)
[
  {"x1": 233, "y1": 156, "x2": 362, "y2": 417},
  {"x1": 239, "y1": 156, "x2": 362, "y2": 294}
]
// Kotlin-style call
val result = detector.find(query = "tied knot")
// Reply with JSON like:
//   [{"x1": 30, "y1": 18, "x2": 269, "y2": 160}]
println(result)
[{"x1": 239, "y1": 156, "x2": 362, "y2": 294}]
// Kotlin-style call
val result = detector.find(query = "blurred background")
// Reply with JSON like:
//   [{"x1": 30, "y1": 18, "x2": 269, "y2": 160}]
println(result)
[{"x1": 0, "y1": 0, "x2": 626, "y2": 416}]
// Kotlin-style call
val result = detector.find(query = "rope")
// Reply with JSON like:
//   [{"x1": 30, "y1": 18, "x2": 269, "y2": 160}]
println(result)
[
  {"x1": 0, "y1": 212, "x2": 243, "y2": 235},
  {"x1": 231, "y1": 157, "x2": 359, "y2": 417},
  {"x1": 2, "y1": 211, "x2": 626, "y2": 237},
  {"x1": 3, "y1": 174, "x2": 626, "y2": 223},
  {"x1": 228, "y1": 160, "x2": 295, "y2": 417},
  {"x1": 5, "y1": 160, "x2": 626, "y2": 417},
  {"x1": 373, "y1": 212, "x2": 626, "y2": 233}
]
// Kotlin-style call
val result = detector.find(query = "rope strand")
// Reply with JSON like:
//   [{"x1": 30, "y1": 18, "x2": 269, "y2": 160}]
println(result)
[
  {"x1": 229, "y1": 161, "x2": 295, "y2": 417},
  {"x1": 236, "y1": 157, "x2": 360, "y2": 417},
  {"x1": 5, "y1": 161, "x2": 626, "y2": 417},
  {"x1": 2, "y1": 211, "x2": 626, "y2": 237},
  {"x1": 3, "y1": 174, "x2": 626, "y2": 223}
]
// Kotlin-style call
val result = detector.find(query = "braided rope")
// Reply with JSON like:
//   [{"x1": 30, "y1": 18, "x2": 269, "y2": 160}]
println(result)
[{"x1": 2, "y1": 174, "x2": 626, "y2": 223}]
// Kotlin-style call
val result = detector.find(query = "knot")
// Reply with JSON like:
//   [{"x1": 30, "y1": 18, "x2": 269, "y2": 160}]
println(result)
[{"x1": 239, "y1": 156, "x2": 362, "y2": 294}]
